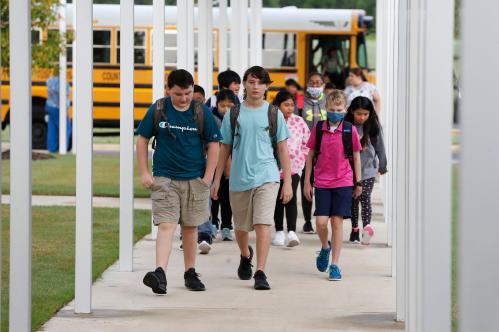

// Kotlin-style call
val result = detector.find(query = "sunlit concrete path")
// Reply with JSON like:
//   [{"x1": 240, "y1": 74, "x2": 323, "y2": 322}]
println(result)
[{"x1": 39, "y1": 184, "x2": 403, "y2": 332}]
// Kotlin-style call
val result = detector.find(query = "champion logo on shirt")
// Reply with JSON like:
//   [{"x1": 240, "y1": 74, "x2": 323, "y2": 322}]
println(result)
[{"x1": 159, "y1": 121, "x2": 198, "y2": 132}]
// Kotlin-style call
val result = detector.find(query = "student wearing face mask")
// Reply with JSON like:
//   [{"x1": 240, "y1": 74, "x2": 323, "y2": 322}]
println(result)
[{"x1": 299, "y1": 72, "x2": 328, "y2": 234}]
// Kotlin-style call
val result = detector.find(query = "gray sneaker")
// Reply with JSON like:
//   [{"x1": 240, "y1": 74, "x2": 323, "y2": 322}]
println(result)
[{"x1": 221, "y1": 228, "x2": 233, "y2": 241}]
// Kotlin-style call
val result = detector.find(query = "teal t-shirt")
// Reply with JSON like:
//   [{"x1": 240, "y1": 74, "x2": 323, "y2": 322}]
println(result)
[
  {"x1": 137, "y1": 97, "x2": 222, "y2": 180},
  {"x1": 220, "y1": 101, "x2": 290, "y2": 192}
]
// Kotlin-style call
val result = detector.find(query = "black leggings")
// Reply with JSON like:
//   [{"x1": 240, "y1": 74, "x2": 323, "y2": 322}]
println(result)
[
  {"x1": 274, "y1": 174, "x2": 301, "y2": 232},
  {"x1": 351, "y1": 177, "x2": 376, "y2": 228},
  {"x1": 211, "y1": 176, "x2": 233, "y2": 230},
  {"x1": 300, "y1": 167, "x2": 313, "y2": 223}
]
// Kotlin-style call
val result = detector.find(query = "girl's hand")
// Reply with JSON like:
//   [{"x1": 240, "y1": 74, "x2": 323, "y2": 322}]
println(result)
[
  {"x1": 304, "y1": 181, "x2": 314, "y2": 202},
  {"x1": 141, "y1": 173, "x2": 154, "y2": 189},
  {"x1": 210, "y1": 180, "x2": 220, "y2": 200},
  {"x1": 353, "y1": 186, "x2": 362, "y2": 199},
  {"x1": 280, "y1": 181, "x2": 293, "y2": 204},
  {"x1": 378, "y1": 169, "x2": 388, "y2": 176}
]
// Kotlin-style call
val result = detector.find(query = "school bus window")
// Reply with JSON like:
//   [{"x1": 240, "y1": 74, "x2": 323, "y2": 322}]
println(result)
[
  {"x1": 357, "y1": 33, "x2": 368, "y2": 69},
  {"x1": 93, "y1": 30, "x2": 111, "y2": 63},
  {"x1": 32, "y1": 29, "x2": 41, "y2": 45},
  {"x1": 117, "y1": 30, "x2": 146, "y2": 64},
  {"x1": 262, "y1": 32, "x2": 296, "y2": 68},
  {"x1": 149, "y1": 30, "x2": 176, "y2": 66}
]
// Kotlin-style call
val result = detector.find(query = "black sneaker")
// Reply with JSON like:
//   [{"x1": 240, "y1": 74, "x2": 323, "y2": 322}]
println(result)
[
  {"x1": 303, "y1": 221, "x2": 315, "y2": 234},
  {"x1": 253, "y1": 270, "x2": 271, "y2": 290},
  {"x1": 349, "y1": 228, "x2": 360, "y2": 243},
  {"x1": 237, "y1": 245, "x2": 254, "y2": 280},
  {"x1": 184, "y1": 268, "x2": 206, "y2": 291},
  {"x1": 143, "y1": 267, "x2": 167, "y2": 295}
]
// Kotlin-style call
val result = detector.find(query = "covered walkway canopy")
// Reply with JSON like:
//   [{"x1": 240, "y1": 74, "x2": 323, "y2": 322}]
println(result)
[{"x1": 5, "y1": 0, "x2": 499, "y2": 331}]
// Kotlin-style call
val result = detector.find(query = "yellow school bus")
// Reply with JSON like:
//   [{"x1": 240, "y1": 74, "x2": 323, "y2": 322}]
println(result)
[{"x1": 1, "y1": 4, "x2": 372, "y2": 148}]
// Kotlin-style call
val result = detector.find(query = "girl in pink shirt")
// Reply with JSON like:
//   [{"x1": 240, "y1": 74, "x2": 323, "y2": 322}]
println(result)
[
  {"x1": 272, "y1": 90, "x2": 310, "y2": 247},
  {"x1": 303, "y1": 90, "x2": 362, "y2": 281}
]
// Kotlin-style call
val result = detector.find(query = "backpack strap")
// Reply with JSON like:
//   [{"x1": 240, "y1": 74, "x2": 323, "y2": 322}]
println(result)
[
  {"x1": 313, "y1": 120, "x2": 325, "y2": 167},
  {"x1": 152, "y1": 97, "x2": 167, "y2": 150},
  {"x1": 230, "y1": 103, "x2": 241, "y2": 146},
  {"x1": 341, "y1": 120, "x2": 353, "y2": 160},
  {"x1": 267, "y1": 103, "x2": 281, "y2": 169}
]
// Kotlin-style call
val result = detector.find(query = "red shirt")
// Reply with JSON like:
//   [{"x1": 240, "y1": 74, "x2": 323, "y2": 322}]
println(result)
[{"x1": 306, "y1": 121, "x2": 362, "y2": 189}]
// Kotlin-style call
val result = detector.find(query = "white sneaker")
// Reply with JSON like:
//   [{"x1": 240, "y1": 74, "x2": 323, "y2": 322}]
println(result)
[
  {"x1": 361, "y1": 224, "x2": 375, "y2": 245},
  {"x1": 198, "y1": 240, "x2": 212, "y2": 254},
  {"x1": 272, "y1": 231, "x2": 285, "y2": 246},
  {"x1": 286, "y1": 231, "x2": 300, "y2": 247}
]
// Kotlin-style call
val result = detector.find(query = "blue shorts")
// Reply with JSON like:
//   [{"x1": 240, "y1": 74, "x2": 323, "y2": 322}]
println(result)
[{"x1": 314, "y1": 187, "x2": 353, "y2": 218}]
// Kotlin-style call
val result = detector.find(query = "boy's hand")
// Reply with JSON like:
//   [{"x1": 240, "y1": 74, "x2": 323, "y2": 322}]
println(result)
[
  {"x1": 280, "y1": 181, "x2": 293, "y2": 204},
  {"x1": 141, "y1": 173, "x2": 154, "y2": 189},
  {"x1": 303, "y1": 181, "x2": 313, "y2": 202},
  {"x1": 378, "y1": 168, "x2": 388, "y2": 176},
  {"x1": 353, "y1": 186, "x2": 362, "y2": 199},
  {"x1": 210, "y1": 180, "x2": 220, "y2": 200}
]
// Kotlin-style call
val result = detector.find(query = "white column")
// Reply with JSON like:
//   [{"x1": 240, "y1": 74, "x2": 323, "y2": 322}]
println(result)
[
  {"x1": 218, "y1": 0, "x2": 228, "y2": 72},
  {"x1": 75, "y1": 0, "x2": 93, "y2": 314},
  {"x1": 238, "y1": 0, "x2": 249, "y2": 75},
  {"x1": 403, "y1": 0, "x2": 454, "y2": 330},
  {"x1": 71, "y1": 2, "x2": 77, "y2": 154},
  {"x1": 9, "y1": 0, "x2": 32, "y2": 330},
  {"x1": 249, "y1": 0, "x2": 262, "y2": 66},
  {"x1": 197, "y1": 0, "x2": 213, "y2": 95},
  {"x1": 177, "y1": 0, "x2": 187, "y2": 70},
  {"x1": 59, "y1": 0, "x2": 67, "y2": 154},
  {"x1": 395, "y1": 0, "x2": 407, "y2": 322},
  {"x1": 459, "y1": 0, "x2": 499, "y2": 330},
  {"x1": 186, "y1": 0, "x2": 194, "y2": 74},
  {"x1": 151, "y1": 0, "x2": 165, "y2": 240},
  {"x1": 229, "y1": 0, "x2": 241, "y2": 76},
  {"x1": 119, "y1": 0, "x2": 134, "y2": 272}
]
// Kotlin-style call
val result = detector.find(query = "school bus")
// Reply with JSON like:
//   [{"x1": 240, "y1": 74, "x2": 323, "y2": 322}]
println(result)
[{"x1": 1, "y1": 4, "x2": 372, "y2": 149}]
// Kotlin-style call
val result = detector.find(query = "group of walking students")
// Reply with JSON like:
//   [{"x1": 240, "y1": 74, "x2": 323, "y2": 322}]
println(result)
[{"x1": 136, "y1": 65, "x2": 387, "y2": 294}]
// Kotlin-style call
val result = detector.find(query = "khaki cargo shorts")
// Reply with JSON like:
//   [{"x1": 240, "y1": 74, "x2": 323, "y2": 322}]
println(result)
[
  {"x1": 229, "y1": 182, "x2": 280, "y2": 232},
  {"x1": 151, "y1": 176, "x2": 210, "y2": 227}
]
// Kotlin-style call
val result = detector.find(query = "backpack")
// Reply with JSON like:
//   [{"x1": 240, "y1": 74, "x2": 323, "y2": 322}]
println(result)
[
  {"x1": 312, "y1": 120, "x2": 354, "y2": 168},
  {"x1": 230, "y1": 103, "x2": 281, "y2": 169},
  {"x1": 151, "y1": 97, "x2": 205, "y2": 153}
]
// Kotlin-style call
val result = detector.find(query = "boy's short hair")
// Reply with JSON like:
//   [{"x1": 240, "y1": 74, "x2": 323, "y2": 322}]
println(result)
[
  {"x1": 285, "y1": 78, "x2": 301, "y2": 90},
  {"x1": 217, "y1": 70, "x2": 241, "y2": 89},
  {"x1": 167, "y1": 69, "x2": 194, "y2": 89},
  {"x1": 326, "y1": 89, "x2": 347, "y2": 106},
  {"x1": 194, "y1": 84, "x2": 205, "y2": 97},
  {"x1": 217, "y1": 89, "x2": 237, "y2": 105}
]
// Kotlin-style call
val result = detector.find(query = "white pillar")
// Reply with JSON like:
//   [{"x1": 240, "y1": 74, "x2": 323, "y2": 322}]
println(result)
[
  {"x1": 9, "y1": 0, "x2": 32, "y2": 330},
  {"x1": 176, "y1": 0, "x2": 194, "y2": 73},
  {"x1": 403, "y1": 0, "x2": 454, "y2": 330},
  {"x1": 197, "y1": 0, "x2": 213, "y2": 95},
  {"x1": 74, "y1": 0, "x2": 93, "y2": 314},
  {"x1": 119, "y1": 0, "x2": 134, "y2": 272},
  {"x1": 249, "y1": 0, "x2": 262, "y2": 66},
  {"x1": 229, "y1": 0, "x2": 241, "y2": 76},
  {"x1": 71, "y1": 2, "x2": 77, "y2": 155},
  {"x1": 59, "y1": 0, "x2": 67, "y2": 154},
  {"x1": 395, "y1": 0, "x2": 407, "y2": 322},
  {"x1": 218, "y1": 0, "x2": 228, "y2": 72},
  {"x1": 238, "y1": 0, "x2": 249, "y2": 75},
  {"x1": 151, "y1": 0, "x2": 165, "y2": 240},
  {"x1": 459, "y1": 0, "x2": 499, "y2": 330}
]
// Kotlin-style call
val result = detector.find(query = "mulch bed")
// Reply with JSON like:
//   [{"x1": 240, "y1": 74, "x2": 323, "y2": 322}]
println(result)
[{"x1": 2, "y1": 150, "x2": 55, "y2": 160}]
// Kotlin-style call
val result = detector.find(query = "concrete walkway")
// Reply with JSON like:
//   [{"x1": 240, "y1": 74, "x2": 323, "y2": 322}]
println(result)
[{"x1": 39, "y1": 184, "x2": 403, "y2": 332}]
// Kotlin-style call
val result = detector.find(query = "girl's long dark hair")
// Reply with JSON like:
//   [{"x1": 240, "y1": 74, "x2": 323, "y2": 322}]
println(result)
[{"x1": 345, "y1": 96, "x2": 381, "y2": 147}]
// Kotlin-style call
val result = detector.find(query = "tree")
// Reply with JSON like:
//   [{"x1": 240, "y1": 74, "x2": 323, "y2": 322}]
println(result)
[{"x1": 1, "y1": 0, "x2": 70, "y2": 73}]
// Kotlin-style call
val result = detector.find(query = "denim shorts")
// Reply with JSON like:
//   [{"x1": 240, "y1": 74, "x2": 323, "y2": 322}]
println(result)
[{"x1": 314, "y1": 186, "x2": 353, "y2": 218}]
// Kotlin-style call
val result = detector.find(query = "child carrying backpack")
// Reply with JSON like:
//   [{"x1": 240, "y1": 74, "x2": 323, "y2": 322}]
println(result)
[
  {"x1": 345, "y1": 96, "x2": 387, "y2": 245},
  {"x1": 303, "y1": 90, "x2": 362, "y2": 281}
]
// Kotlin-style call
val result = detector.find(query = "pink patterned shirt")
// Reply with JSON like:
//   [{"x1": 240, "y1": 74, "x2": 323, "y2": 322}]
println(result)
[{"x1": 281, "y1": 114, "x2": 310, "y2": 178}]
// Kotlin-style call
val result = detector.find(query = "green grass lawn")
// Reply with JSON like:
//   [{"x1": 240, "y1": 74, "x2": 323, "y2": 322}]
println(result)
[
  {"x1": 1, "y1": 205, "x2": 151, "y2": 331},
  {"x1": 2, "y1": 154, "x2": 150, "y2": 198}
]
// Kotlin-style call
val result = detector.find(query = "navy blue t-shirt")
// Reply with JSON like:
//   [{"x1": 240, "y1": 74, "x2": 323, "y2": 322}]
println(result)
[{"x1": 137, "y1": 97, "x2": 222, "y2": 180}]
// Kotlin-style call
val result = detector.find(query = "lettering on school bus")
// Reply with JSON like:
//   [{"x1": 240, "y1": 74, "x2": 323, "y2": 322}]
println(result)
[{"x1": 102, "y1": 71, "x2": 120, "y2": 81}]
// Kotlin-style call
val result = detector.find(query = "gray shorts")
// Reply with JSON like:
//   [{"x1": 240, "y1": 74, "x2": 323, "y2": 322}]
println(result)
[{"x1": 151, "y1": 176, "x2": 210, "y2": 227}]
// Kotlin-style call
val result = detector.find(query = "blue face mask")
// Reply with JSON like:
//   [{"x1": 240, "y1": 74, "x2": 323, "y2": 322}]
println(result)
[{"x1": 327, "y1": 112, "x2": 345, "y2": 123}]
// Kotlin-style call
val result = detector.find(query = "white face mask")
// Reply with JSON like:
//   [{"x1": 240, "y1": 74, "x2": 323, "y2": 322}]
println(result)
[{"x1": 307, "y1": 86, "x2": 324, "y2": 98}]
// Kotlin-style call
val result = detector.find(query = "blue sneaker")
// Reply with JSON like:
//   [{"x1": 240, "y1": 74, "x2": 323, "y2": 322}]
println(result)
[
  {"x1": 211, "y1": 224, "x2": 218, "y2": 239},
  {"x1": 316, "y1": 241, "x2": 331, "y2": 272},
  {"x1": 328, "y1": 264, "x2": 342, "y2": 281}
]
